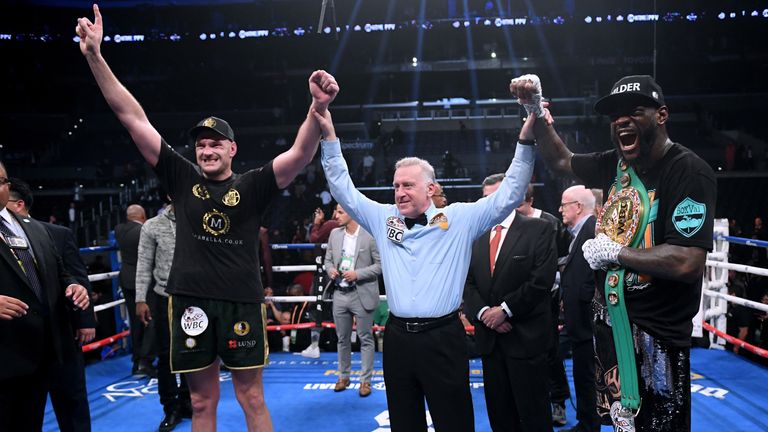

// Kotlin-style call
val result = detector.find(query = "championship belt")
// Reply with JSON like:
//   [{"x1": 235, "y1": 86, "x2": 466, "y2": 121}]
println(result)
[{"x1": 595, "y1": 159, "x2": 651, "y2": 427}]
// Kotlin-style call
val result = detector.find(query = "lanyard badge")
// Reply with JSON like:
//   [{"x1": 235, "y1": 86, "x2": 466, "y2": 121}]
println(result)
[{"x1": 5, "y1": 235, "x2": 29, "y2": 250}]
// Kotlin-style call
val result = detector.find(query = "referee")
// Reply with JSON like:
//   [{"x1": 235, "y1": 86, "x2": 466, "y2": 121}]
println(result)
[{"x1": 314, "y1": 108, "x2": 536, "y2": 431}]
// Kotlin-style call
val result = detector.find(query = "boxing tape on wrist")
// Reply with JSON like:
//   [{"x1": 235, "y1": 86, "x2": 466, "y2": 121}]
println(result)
[{"x1": 511, "y1": 74, "x2": 546, "y2": 118}]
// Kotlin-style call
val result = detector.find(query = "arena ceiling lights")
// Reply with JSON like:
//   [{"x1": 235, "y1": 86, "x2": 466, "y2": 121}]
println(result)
[{"x1": 3, "y1": 8, "x2": 766, "y2": 44}]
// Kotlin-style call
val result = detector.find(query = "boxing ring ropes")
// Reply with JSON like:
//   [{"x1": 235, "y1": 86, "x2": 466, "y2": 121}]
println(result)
[{"x1": 79, "y1": 218, "x2": 768, "y2": 360}]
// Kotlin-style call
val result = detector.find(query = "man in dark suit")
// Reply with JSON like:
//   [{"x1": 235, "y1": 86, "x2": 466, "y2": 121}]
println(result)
[
  {"x1": 516, "y1": 183, "x2": 573, "y2": 426},
  {"x1": 464, "y1": 173, "x2": 557, "y2": 431},
  {"x1": 114, "y1": 203, "x2": 154, "y2": 376},
  {"x1": 8, "y1": 178, "x2": 95, "y2": 432},
  {"x1": 0, "y1": 163, "x2": 90, "y2": 430},
  {"x1": 559, "y1": 185, "x2": 600, "y2": 432}
]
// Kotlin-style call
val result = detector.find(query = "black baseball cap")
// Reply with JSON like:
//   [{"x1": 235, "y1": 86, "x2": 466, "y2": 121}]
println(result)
[
  {"x1": 189, "y1": 116, "x2": 235, "y2": 141},
  {"x1": 594, "y1": 75, "x2": 666, "y2": 115}
]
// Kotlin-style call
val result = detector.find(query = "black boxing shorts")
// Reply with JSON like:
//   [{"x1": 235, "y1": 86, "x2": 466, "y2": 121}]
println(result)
[{"x1": 169, "y1": 294, "x2": 268, "y2": 373}]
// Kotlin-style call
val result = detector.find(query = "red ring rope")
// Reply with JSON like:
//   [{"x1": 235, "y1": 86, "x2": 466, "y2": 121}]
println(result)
[
  {"x1": 702, "y1": 321, "x2": 768, "y2": 359},
  {"x1": 81, "y1": 330, "x2": 130, "y2": 353},
  {"x1": 83, "y1": 322, "x2": 767, "y2": 360}
]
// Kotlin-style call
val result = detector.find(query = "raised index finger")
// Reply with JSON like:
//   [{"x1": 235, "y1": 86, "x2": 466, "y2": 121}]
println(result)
[{"x1": 93, "y1": 4, "x2": 102, "y2": 26}]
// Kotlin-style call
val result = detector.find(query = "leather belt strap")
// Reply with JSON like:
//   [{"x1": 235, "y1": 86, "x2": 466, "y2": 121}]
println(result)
[
  {"x1": 335, "y1": 284, "x2": 357, "y2": 293},
  {"x1": 388, "y1": 311, "x2": 458, "y2": 333}
]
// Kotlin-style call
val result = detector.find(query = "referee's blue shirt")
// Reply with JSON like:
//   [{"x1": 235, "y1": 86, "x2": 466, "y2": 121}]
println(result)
[{"x1": 321, "y1": 139, "x2": 535, "y2": 318}]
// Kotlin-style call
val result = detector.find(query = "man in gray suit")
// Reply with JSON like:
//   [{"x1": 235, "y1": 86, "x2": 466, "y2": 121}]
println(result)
[{"x1": 324, "y1": 204, "x2": 382, "y2": 397}]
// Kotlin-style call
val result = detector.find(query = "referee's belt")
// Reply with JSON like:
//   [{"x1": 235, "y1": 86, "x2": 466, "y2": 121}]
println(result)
[{"x1": 388, "y1": 311, "x2": 459, "y2": 333}]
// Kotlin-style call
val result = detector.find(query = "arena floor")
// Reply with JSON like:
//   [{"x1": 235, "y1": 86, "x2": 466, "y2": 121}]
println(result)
[{"x1": 44, "y1": 348, "x2": 768, "y2": 431}]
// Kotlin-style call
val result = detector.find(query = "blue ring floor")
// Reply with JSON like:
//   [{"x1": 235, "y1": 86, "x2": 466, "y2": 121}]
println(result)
[{"x1": 44, "y1": 347, "x2": 768, "y2": 431}]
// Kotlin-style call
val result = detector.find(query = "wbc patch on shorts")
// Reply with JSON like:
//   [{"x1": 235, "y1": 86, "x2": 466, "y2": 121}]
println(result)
[{"x1": 181, "y1": 306, "x2": 209, "y2": 336}]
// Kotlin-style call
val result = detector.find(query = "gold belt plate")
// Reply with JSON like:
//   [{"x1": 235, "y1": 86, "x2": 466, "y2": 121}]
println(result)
[{"x1": 596, "y1": 187, "x2": 645, "y2": 247}]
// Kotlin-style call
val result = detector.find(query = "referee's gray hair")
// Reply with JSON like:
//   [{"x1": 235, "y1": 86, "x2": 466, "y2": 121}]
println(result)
[
  {"x1": 394, "y1": 157, "x2": 436, "y2": 184},
  {"x1": 482, "y1": 173, "x2": 505, "y2": 187}
]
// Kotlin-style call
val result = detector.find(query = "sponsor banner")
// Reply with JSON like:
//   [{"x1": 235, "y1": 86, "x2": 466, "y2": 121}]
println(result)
[{"x1": 341, "y1": 141, "x2": 374, "y2": 150}]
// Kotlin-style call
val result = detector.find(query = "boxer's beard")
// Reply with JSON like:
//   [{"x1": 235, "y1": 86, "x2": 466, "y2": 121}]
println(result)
[
  {"x1": 611, "y1": 120, "x2": 658, "y2": 164},
  {"x1": 637, "y1": 122, "x2": 658, "y2": 160}
]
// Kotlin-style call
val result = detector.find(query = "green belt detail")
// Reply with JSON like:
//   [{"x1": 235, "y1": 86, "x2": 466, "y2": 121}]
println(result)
[
  {"x1": 604, "y1": 161, "x2": 651, "y2": 412},
  {"x1": 648, "y1": 199, "x2": 657, "y2": 224}
]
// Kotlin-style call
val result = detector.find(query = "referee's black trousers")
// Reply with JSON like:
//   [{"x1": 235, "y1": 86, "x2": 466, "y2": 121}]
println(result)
[{"x1": 383, "y1": 315, "x2": 474, "y2": 431}]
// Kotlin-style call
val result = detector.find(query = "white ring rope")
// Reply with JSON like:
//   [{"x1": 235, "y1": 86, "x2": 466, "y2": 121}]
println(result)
[
  {"x1": 703, "y1": 290, "x2": 768, "y2": 313},
  {"x1": 706, "y1": 251, "x2": 728, "y2": 261},
  {"x1": 84, "y1": 228, "x2": 765, "y2": 345},
  {"x1": 94, "y1": 299, "x2": 125, "y2": 313},
  {"x1": 271, "y1": 265, "x2": 317, "y2": 272},
  {"x1": 701, "y1": 218, "x2": 768, "y2": 350},
  {"x1": 265, "y1": 295, "x2": 388, "y2": 303},
  {"x1": 705, "y1": 260, "x2": 768, "y2": 277},
  {"x1": 80, "y1": 221, "x2": 768, "y2": 359},
  {"x1": 88, "y1": 271, "x2": 120, "y2": 282}
]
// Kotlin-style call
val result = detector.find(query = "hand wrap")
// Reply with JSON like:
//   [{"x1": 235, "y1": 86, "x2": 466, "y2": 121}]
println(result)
[
  {"x1": 510, "y1": 74, "x2": 545, "y2": 118},
  {"x1": 582, "y1": 233, "x2": 624, "y2": 270}
]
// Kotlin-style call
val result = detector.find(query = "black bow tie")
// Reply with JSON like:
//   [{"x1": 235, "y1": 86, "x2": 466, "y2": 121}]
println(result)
[{"x1": 404, "y1": 214, "x2": 428, "y2": 229}]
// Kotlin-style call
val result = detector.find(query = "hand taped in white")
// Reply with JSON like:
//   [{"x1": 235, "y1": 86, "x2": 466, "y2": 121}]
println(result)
[
  {"x1": 582, "y1": 233, "x2": 624, "y2": 270},
  {"x1": 510, "y1": 74, "x2": 545, "y2": 118}
]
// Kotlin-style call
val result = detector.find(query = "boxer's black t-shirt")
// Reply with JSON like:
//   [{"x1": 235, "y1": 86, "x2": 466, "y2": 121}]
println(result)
[
  {"x1": 154, "y1": 140, "x2": 279, "y2": 303},
  {"x1": 572, "y1": 142, "x2": 716, "y2": 346}
]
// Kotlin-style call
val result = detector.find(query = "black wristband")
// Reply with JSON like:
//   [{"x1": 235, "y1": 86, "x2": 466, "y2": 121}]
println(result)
[{"x1": 517, "y1": 138, "x2": 536, "y2": 146}]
